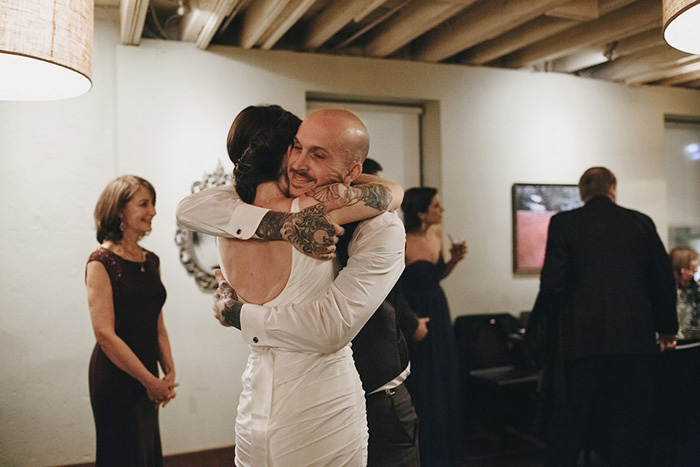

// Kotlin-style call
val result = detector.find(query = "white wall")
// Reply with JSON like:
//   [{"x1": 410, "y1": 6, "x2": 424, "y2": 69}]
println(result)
[{"x1": 2, "y1": 7, "x2": 700, "y2": 465}]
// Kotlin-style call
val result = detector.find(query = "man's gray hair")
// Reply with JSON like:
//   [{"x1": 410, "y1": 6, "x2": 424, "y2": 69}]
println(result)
[{"x1": 579, "y1": 167, "x2": 616, "y2": 202}]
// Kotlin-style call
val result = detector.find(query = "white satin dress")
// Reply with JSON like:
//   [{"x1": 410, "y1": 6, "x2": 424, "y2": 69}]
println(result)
[{"x1": 233, "y1": 200, "x2": 368, "y2": 467}]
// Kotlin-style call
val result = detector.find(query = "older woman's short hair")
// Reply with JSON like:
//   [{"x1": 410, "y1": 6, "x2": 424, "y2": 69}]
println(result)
[
  {"x1": 669, "y1": 246, "x2": 699, "y2": 275},
  {"x1": 94, "y1": 175, "x2": 156, "y2": 243}
]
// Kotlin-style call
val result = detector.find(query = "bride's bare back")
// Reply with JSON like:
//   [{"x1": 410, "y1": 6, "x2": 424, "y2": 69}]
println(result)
[{"x1": 218, "y1": 182, "x2": 294, "y2": 304}]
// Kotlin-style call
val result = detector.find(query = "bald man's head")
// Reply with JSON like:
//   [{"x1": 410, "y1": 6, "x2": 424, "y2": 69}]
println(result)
[
  {"x1": 305, "y1": 109, "x2": 369, "y2": 162},
  {"x1": 286, "y1": 109, "x2": 370, "y2": 197}
]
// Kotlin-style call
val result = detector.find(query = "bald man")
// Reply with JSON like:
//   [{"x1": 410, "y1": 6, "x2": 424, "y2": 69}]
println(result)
[{"x1": 178, "y1": 108, "x2": 409, "y2": 465}]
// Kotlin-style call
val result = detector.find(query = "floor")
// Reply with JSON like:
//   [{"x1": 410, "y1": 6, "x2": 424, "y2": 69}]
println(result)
[{"x1": 463, "y1": 422, "x2": 545, "y2": 467}]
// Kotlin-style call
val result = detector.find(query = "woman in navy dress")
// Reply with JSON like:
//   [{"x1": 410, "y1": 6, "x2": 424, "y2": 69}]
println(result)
[
  {"x1": 400, "y1": 187, "x2": 467, "y2": 466},
  {"x1": 86, "y1": 175, "x2": 176, "y2": 466}
]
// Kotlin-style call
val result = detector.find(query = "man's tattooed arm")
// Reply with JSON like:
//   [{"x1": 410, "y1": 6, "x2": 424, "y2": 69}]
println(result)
[
  {"x1": 255, "y1": 204, "x2": 340, "y2": 260},
  {"x1": 311, "y1": 183, "x2": 392, "y2": 212},
  {"x1": 213, "y1": 270, "x2": 242, "y2": 329}
]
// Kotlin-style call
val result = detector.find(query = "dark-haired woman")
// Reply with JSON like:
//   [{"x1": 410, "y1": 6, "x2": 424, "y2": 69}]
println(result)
[
  {"x1": 182, "y1": 105, "x2": 404, "y2": 466},
  {"x1": 86, "y1": 175, "x2": 176, "y2": 466},
  {"x1": 400, "y1": 187, "x2": 467, "y2": 466}
]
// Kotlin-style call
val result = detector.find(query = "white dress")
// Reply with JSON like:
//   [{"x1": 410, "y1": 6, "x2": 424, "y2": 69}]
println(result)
[{"x1": 233, "y1": 199, "x2": 368, "y2": 467}]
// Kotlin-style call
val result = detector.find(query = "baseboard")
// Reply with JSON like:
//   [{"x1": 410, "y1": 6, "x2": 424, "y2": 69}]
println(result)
[{"x1": 61, "y1": 445, "x2": 235, "y2": 467}]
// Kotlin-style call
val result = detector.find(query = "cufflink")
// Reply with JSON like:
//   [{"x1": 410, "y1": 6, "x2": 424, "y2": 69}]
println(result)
[
  {"x1": 253, "y1": 337, "x2": 258, "y2": 343},
  {"x1": 236, "y1": 229, "x2": 242, "y2": 235}
]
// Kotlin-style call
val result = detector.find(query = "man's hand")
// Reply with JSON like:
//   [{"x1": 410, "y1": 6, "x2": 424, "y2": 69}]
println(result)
[
  {"x1": 255, "y1": 204, "x2": 344, "y2": 260},
  {"x1": 658, "y1": 333, "x2": 677, "y2": 352},
  {"x1": 213, "y1": 269, "x2": 243, "y2": 329},
  {"x1": 413, "y1": 317, "x2": 430, "y2": 342}
]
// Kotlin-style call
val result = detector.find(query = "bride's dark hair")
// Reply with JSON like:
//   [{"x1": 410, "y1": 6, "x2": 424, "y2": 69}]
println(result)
[{"x1": 226, "y1": 105, "x2": 302, "y2": 204}]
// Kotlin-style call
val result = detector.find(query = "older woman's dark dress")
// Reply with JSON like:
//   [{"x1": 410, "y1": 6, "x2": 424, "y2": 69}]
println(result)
[
  {"x1": 401, "y1": 257, "x2": 465, "y2": 466},
  {"x1": 87, "y1": 247, "x2": 166, "y2": 467}
]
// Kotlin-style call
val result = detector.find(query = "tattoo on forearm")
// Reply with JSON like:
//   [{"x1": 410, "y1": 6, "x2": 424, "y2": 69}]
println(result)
[
  {"x1": 312, "y1": 183, "x2": 392, "y2": 211},
  {"x1": 255, "y1": 211, "x2": 287, "y2": 240},
  {"x1": 311, "y1": 184, "x2": 344, "y2": 205},
  {"x1": 281, "y1": 204, "x2": 335, "y2": 257},
  {"x1": 344, "y1": 184, "x2": 392, "y2": 211}
]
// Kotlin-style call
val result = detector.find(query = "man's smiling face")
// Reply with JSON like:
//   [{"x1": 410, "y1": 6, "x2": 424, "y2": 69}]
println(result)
[{"x1": 286, "y1": 113, "x2": 358, "y2": 198}]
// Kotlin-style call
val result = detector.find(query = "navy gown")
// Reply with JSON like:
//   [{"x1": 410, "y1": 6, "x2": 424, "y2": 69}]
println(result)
[
  {"x1": 87, "y1": 247, "x2": 166, "y2": 467},
  {"x1": 400, "y1": 258, "x2": 465, "y2": 466}
]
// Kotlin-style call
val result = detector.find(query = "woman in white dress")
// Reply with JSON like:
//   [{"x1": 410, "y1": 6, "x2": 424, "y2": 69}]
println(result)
[{"x1": 217, "y1": 105, "x2": 402, "y2": 466}]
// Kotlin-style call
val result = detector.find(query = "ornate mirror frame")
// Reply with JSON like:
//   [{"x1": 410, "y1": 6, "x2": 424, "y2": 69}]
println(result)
[{"x1": 175, "y1": 163, "x2": 233, "y2": 291}]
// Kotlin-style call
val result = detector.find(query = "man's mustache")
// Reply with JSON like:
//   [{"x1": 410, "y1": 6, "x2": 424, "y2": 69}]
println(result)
[{"x1": 289, "y1": 168, "x2": 314, "y2": 182}]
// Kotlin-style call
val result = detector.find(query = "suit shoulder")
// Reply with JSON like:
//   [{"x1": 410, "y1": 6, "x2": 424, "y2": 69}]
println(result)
[
  {"x1": 616, "y1": 205, "x2": 656, "y2": 227},
  {"x1": 550, "y1": 205, "x2": 584, "y2": 222}
]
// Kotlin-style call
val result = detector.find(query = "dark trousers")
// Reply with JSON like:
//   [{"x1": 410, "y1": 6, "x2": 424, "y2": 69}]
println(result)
[
  {"x1": 654, "y1": 345, "x2": 700, "y2": 467},
  {"x1": 545, "y1": 354, "x2": 655, "y2": 467},
  {"x1": 366, "y1": 383, "x2": 420, "y2": 467}
]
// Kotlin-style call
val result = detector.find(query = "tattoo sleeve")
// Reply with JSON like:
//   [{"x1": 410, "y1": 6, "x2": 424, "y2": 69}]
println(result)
[
  {"x1": 255, "y1": 211, "x2": 287, "y2": 241},
  {"x1": 312, "y1": 183, "x2": 392, "y2": 212},
  {"x1": 213, "y1": 275, "x2": 243, "y2": 329},
  {"x1": 255, "y1": 205, "x2": 337, "y2": 260}
]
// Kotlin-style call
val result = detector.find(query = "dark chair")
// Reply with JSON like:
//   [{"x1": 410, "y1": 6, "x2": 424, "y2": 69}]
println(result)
[{"x1": 454, "y1": 313, "x2": 541, "y2": 437}]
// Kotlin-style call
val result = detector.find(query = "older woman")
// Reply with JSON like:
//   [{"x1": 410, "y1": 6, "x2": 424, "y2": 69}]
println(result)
[
  {"x1": 656, "y1": 246, "x2": 700, "y2": 464},
  {"x1": 86, "y1": 175, "x2": 176, "y2": 466},
  {"x1": 670, "y1": 246, "x2": 700, "y2": 342}
]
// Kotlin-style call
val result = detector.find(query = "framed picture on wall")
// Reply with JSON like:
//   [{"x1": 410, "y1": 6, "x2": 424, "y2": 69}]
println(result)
[{"x1": 512, "y1": 183, "x2": 583, "y2": 274}]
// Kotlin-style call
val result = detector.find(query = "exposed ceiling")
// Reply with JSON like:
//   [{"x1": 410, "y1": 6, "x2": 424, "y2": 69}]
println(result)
[{"x1": 103, "y1": 0, "x2": 700, "y2": 90}]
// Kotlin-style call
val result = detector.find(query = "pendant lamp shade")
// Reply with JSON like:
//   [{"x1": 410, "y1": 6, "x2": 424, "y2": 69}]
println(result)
[
  {"x1": 663, "y1": 0, "x2": 700, "y2": 55},
  {"x1": 0, "y1": 0, "x2": 94, "y2": 101}
]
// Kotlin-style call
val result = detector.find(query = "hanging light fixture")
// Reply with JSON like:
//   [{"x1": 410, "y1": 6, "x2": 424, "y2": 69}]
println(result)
[
  {"x1": 663, "y1": 0, "x2": 700, "y2": 55},
  {"x1": 0, "y1": 0, "x2": 94, "y2": 101}
]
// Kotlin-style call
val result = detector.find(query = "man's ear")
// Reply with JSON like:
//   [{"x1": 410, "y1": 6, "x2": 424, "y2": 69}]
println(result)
[{"x1": 343, "y1": 162, "x2": 363, "y2": 184}]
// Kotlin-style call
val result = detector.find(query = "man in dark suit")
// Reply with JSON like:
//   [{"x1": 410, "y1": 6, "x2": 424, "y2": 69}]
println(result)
[
  {"x1": 322, "y1": 158, "x2": 422, "y2": 466},
  {"x1": 535, "y1": 167, "x2": 677, "y2": 467},
  {"x1": 337, "y1": 220, "x2": 421, "y2": 466}
]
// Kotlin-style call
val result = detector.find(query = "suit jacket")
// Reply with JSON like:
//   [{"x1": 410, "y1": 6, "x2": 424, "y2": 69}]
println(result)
[
  {"x1": 338, "y1": 222, "x2": 417, "y2": 393},
  {"x1": 538, "y1": 195, "x2": 677, "y2": 360}
]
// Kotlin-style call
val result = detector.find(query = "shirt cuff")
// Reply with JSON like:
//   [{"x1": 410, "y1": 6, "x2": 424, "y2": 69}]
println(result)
[
  {"x1": 240, "y1": 303, "x2": 267, "y2": 345},
  {"x1": 225, "y1": 203, "x2": 270, "y2": 239}
]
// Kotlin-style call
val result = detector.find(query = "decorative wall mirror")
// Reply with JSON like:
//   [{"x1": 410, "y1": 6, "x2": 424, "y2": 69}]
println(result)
[{"x1": 175, "y1": 163, "x2": 233, "y2": 291}]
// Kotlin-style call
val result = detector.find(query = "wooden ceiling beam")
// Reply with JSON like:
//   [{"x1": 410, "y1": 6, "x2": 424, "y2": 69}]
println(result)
[
  {"x1": 239, "y1": 0, "x2": 295, "y2": 48},
  {"x1": 259, "y1": 0, "x2": 317, "y2": 49},
  {"x1": 459, "y1": 0, "x2": 639, "y2": 66},
  {"x1": 550, "y1": 47, "x2": 608, "y2": 72},
  {"x1": 120, "y1": 0, "x2": 149, "y2": 45},
  {"x1": 302, "y1": 0, "x2": 391, "y2": 50},
  {"x1": 627, "y1": 57, "x2": 700, "y2": 85},
  {"x1": 596, "y1": 0, "x2": 640, "y2": 14},
  {"x1": 607, "y1": 27, "x2": 665, "y2": 60},
  {"x1": 548, "y1": 26, "x2": 663, "y2": 74},
  {"x1": 546, "y1": 0, "x2": 599, "y2": 21},
  {"x1": 460, "y1": 16, "x2": 575, "y2": 65},
  {"x1": 654, "y1": 66, "x2": 700, "y2": 87},
  {"x1": 413, "y1": 0, "x2": 572, "y2": 63},
  {"x1": 364, "y1": 0, "x2": 473, "y2": 58},
  {"x1": 500, "y1": 0, "x2": 660, "y2": 68},
  {"x1": 181, "y1": 0, "x2": 244, "y2": 49},
  {"x1": 583, "y1": 44, "x2": 690, "y2": 81}
]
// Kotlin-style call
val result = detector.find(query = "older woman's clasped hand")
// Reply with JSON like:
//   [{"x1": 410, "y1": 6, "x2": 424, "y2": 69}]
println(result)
[{"x1": 147, "y1": 373, "x2": 178, "y2": 408}]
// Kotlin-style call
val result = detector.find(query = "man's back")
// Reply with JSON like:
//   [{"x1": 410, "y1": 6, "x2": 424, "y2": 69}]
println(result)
[{"x1": 541, "y1": 195, "x2": 677, "y2": 358}]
